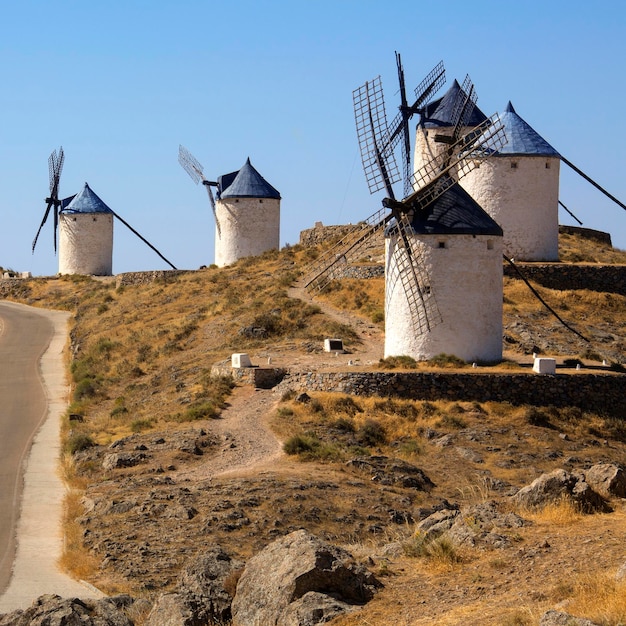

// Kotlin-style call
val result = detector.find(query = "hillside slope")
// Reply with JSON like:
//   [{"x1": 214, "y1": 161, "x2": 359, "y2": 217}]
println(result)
[{"x1": 1, "y1": 233, "x2": 625, "y2": 625}]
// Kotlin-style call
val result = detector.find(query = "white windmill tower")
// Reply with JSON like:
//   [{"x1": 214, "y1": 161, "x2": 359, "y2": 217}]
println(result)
[
  {"x1": 33, "y1": 148, "x2": 177, "y2": 276},
  {"x1": 459, "y1": 102, "x2": 561, "y2": 261},
  {"x1": 304, "y1": 53, "x2": 507, "y2": 363},
  {"x1": 58, "y1": 183, "x2": 114, "y2": 276},
  {"x1": 215, "y1": 158, "x2": 281, "y2": 267},
  {"x1": 178, "y1": 147, "x2": 281, "y2": 268}
]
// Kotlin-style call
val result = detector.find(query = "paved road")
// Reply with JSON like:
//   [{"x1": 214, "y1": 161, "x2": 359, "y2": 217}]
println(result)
[{"x1": 0, "y1": 301, "x2": 102, "y2": 612}]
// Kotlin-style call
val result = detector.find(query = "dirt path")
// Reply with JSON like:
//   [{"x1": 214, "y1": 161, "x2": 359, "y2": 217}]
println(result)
[
  {"x1": 175, "y1": 386, "x2": 284, "y2": 480},
  {"x1": 287, "y1": 285, "x2": 384, "y2": 366},
  {"x1": 174, "y1": 287, "x2": 383, "y2": 482}
]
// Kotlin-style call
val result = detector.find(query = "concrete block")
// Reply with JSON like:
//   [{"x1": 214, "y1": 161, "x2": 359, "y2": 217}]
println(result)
[
  {"x1": 324, "y1": 338, "x2": 344, "y2": 353},
  {"x1": 231, "y1": 353, "x2": 253, "y2": 368},
  {"x1": 533, "y1": 357, "x2": 556, "y2": 375}
]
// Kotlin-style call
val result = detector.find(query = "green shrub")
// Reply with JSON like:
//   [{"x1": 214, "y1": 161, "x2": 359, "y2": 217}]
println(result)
[
  {"x1": 428, "y1": 353, "x2": 466, "y2": 368},
  {"x1": 181, "y1": 401, "x2": 220, "y2": 421},
  {"x1": 130, "y1": 419, "x2": 154, "y2": 433},
  {"x1": 378, "y1": 355, "x2": 418, "y2": 370},
  {"x1": 283, "y1": 434, "x2": 320, "y2": 455},
  {"x1": 74, "y1": 378, "x2": 99, "y2": 400},
  {"x1": 358, "y1": 419, "x2": 386, "y2": 446},
  {"x1": 65, "y1": 432, "x2": 95, "y2": 455},
  {"x1": 331, "y1": 396, "x2": 363, "y2": 416},
  {"x1": 333, "y1": 417, "x2": 355, "y2": 433}
]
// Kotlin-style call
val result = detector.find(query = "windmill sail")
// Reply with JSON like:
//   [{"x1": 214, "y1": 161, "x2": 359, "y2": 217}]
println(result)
[
  {"x1": 32, "y1": 146, "x2": 64, "y2": 253},
  {"x1": 178, "y1": 145, "x2": 221, "y2": 236},
  {"x1": 305, "y1": 55, "x2": 507, "y2": 339}
]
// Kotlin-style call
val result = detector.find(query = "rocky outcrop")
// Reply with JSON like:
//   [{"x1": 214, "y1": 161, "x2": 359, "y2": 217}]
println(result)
[
  {"x1": 0, "y1": 594, "x2": 136, "y2": 626},
  {"x1": 346, "y1": 456, "x2": 434, "y2": 491},
  {"x1": 540, "y1": 609, "x2": 600, "y2": 625},
  {"x1": 584, "y1": 463, "x2": 626, "y2": 498},
  {"x1": 512, "y1": 469, "x2": 610, "y2": 513},
  {"x1": 415, "y1": 500, "x2": 527, "y2": 549},
  {"x1": 231, "y1": 530, "x2": 382, "y2": 626},
  {"x1": 146, "y1": 547, "x2": 243, "y2": 626}
]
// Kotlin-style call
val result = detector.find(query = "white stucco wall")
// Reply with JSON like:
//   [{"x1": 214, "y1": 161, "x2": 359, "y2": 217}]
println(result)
[
  {"x1": 214, "y1": 197, "x2": 280, "y2": 267},
  {"x1": 460, "y1": 156, "x2": 560, "y2": 261},
  {"x1": 384, "y1": 233, "x2": 503, "y2": 362},
  {"x1": 58, "y1": 213, "x2": 113, "y2": 276},
  {"x1": 413, "y1": 126, "x2": 460, "y2": 188}
]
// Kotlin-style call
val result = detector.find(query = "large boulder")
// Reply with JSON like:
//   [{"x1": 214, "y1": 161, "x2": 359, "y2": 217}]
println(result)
[
  {"x1": 512, "y1": 469, "x2": 609, "y2": 513},
  {"x1": 584, "y1": 463, "x2": 626, "y2": 498},
  {"x1": 231, "y1": 530, "x2": 382, "y2": 626},
  {"x1": 147, "y1": 546, "x2": 243, "y2": 626},
  {"x1": 0, "y1": 594, "x2": 134, "y2": 626}
]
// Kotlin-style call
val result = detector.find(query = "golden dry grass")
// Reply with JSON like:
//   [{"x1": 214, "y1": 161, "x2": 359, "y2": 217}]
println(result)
[{"x1": 1, "y1": 230, "x2": 625, "y2": 623}]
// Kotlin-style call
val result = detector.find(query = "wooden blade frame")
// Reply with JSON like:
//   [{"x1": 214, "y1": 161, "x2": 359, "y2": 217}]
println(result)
[
  {"x1": 386, "y1": 214, "x2": 442, "y2": 335},
  {"x1": 303, "y1": 205, "x2": 390, "y2": 293},
  {"x1": 179, "y1": 144, "x2": 221, "y2": 237},
  {"x1": 33, "y1": 146, "x2": 64, "y2": 253},
  {"x1": 353, "y1": 76, "x2": 400, "y2": 197},
  {"x1": 398, "y1": 113, "x2": 507, "y2": 213}
]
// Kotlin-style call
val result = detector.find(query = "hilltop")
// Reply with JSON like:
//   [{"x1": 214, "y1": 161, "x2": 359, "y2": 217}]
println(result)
[{"x1": 1, "y1": 230, "x2": 626, "y2": 625}]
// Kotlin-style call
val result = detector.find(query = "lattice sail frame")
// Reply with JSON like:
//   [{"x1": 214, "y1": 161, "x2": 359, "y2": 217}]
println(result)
[
  {"x1": 178, "y1": 144, "x2": 221, "y2": 237},
  {"x1": 307, "y1": 59, "x2": 508, "y2": 338},
  {"x1": 353, "y1": 76, "x2": 401, "y2": 196},
  {"x1": 32, "y1": 146, "x2": 64, "y2": 253}
]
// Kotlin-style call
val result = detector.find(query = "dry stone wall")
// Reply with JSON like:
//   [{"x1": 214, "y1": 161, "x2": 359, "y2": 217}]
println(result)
[
  {"x1": 276, "y1": 370, "x2": 625, "y2": 417},
  {"x1": 505, "y1": 263, "x2": 626, "y2": 296}
]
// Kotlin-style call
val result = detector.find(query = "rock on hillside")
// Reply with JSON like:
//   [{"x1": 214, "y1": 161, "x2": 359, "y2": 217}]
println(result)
[{"x1": 231, "y1": 530, "x2": 382, "y2": 626}]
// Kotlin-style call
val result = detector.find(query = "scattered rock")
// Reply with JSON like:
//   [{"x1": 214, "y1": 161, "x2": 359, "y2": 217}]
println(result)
[
  {"x1": 147, "y1": 546, "x2": 243, "y2": 625},
  {"x1": 539, "y1": 609, "x2": 600, "y2": 625},
  {"x1": 0, "y1": 594, "x2": 134, "y2": 626},
  {"x1": 584, "y1": 463, "x2": 626, "y2": 498},
  {"x1": 230, "y1": 530, "x2": 382, "y2": 626},
  {"x1": 346, "y1": 456, "x2": 434, "y2": 491},
  {"x1": 103, "y1": 452, "x2": 148, "y2": 471},
  {"x1": 512, "y1": 469, "x2": 610, "y2": 513}
]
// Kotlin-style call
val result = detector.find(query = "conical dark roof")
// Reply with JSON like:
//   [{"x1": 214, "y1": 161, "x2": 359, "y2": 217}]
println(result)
[
  {"x1": 496, "y1": 101, "x2": 560, "y2": 156},
  {"x1": 219, "y1": 158, "x2": 281, "y2": 199},
  {"x1": 421, "y1": 80, "x2": 488, "y2": 128},
  {"x1": 389, "y1": 176, "x2": 502, "y2": 236},
  {"x1": 61, "y1": 183, "x2": 113, "y2": 214}
]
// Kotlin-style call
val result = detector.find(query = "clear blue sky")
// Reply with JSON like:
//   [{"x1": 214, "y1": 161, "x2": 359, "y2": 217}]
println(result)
[{"x1": 2, "y1": 0, "x2": 625, "y2": 275}]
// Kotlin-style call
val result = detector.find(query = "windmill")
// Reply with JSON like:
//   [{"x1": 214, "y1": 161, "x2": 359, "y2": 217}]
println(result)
[
  {"x1": 32, "y1": 148, "x2": 177, "y2": 274},
  {"x1": 304, "y1": 53, "x2": 507, "y2": 343},
  {"x1": 179, "y1": 146, "x2": 281, "y2": 268},
  {"x1": 32, "y1": 146, "x2": 65, "y2": 254},
  {"x1": 178, "y1": 145, "x2": 221, "y2": 237}
]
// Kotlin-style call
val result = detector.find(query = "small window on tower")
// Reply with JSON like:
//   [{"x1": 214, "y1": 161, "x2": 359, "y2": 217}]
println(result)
[
  {"x1": 511, "y1": 161, "x2": 518, "y2": 169},
  {"x1": 545, "y1": 161, "x2": 551, "y2": 169},
  {"x1": 487, "y1": 240, "x2": 494, "y2": 250},
  {"x1": 438, "y1": 241, "x2": 446, "y2": 249}
]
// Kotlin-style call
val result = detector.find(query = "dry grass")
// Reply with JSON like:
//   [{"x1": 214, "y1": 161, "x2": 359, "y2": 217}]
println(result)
[
  {"x1": 517, "y1": 496, "x2": 585, "y2": 526},
  {"x1": 1, "y1": 230, "x2": 626, "y2": 622},
  {"x1": 560, "y1": 573, "x2": 626, "y2": 625},
  {"x1": 559, "y1": 231, "x2": 626, "y2": 264},
  {"x1": 59, "y1": 488, "x2": 105, "y2": 582}
]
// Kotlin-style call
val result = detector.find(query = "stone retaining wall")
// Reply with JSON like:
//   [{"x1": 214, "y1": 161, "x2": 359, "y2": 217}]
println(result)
[
  {"x1": 275, "y1": 370, "x2": 625, "y2": 416},
  {"x1": 211, "y1": 364, "x2": 287, "y2": 389},
  {"x1": 559, "y1": 225, "x2": 612, "y2": 245},
  {"x1": 116, "y1": 270, "x2": 190, "y2": 287},
  {"x1": 504, "y1": 263, "x2": 626, "y2": 295}
]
